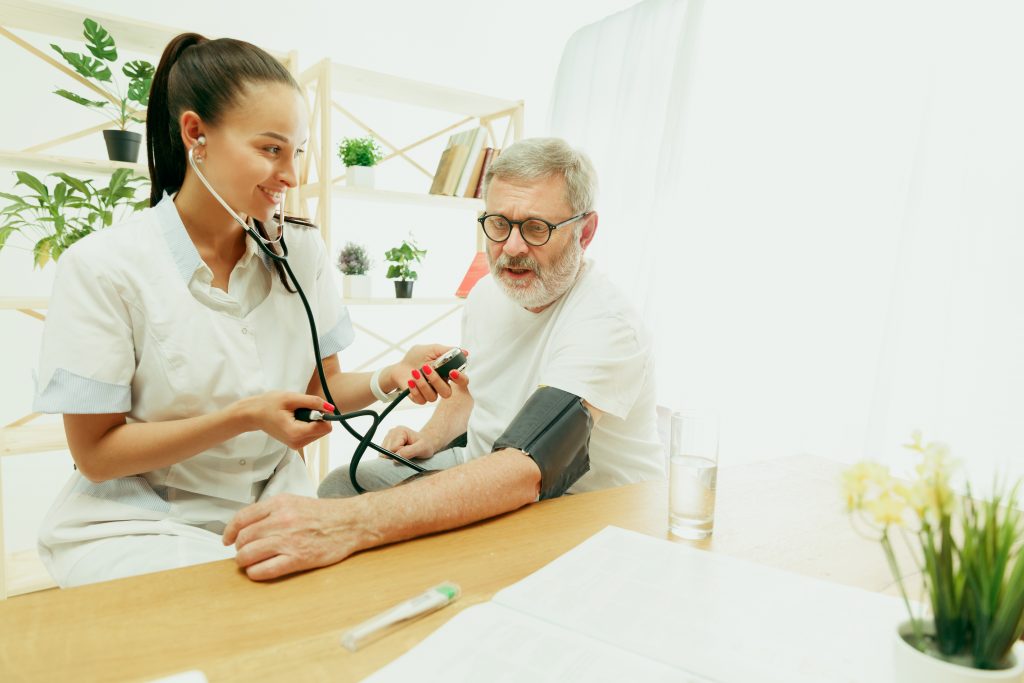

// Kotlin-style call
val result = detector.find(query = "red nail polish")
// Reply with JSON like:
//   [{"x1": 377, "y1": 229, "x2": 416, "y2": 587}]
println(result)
[
  {"x1": 450, "y1": 370, "x2": 460, "y2": 380},
  {"x1": 323, "y1": 401, "x2": 335, "y2": 411},
  {"x1": 408, "y1": 380, "x2": 416, "y2": 389},
  {"x1": 423, "y1": 365, "x2": 432, "y2": 375},
  {"x1": 412, "y1": 369, "x2": 421, "y2": 380}
]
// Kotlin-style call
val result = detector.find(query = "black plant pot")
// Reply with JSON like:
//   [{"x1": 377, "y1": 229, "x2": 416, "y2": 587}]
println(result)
[
  {"x1": 103, "y1": 130, "x2": 142, "y2": 163},
  {"x1": 394, "y1": 280, "x2": 414, "y2": 298}
]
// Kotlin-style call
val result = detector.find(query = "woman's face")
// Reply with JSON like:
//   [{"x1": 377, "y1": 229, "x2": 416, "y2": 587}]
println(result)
[{"x1": 196, "y1": 81, "x2": 308, "y2": 225}]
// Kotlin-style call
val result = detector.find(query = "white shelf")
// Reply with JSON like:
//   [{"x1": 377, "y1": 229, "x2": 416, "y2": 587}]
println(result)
[
  {"x1": 299, "y1": 182, "x2": 483, "y2": 210},
  {"x1": 0, "y1": 0, "x2": 185, "y2": 54},
  {"x1": 0, "y1": 297, "x2": 48, "y2": 310},
  {"x1": 5, "y1": 547, "x2": 56, "y2": 598},
  {"x1": 335, "y1": 185, "x2": 483, "y2": 209},
  {"x1": 344, "y1": 297, "x2": 464, "y2": 306},
  {"x1": 309, "y1": 61, "x2": 521, "y2": 118},
  {"x1": 0, "y1": 424, "x2": 67, "y2": 457},
  {"x1": 0, "y1": 150, "x2": 147, "y2": 176}
]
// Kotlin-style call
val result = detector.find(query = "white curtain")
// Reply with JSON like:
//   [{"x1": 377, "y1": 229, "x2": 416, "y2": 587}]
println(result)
[{"x1": 548, "y1": 0, "x2": 1024, "y2": 479}]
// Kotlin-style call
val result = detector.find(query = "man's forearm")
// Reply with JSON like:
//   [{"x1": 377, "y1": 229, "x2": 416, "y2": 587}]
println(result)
[
  {"x1": 418, "y1": 390, "x2": 474, "y2": 454},
  {"x1": 349, "y1": 448, "x2": 540, "y2": 549}
]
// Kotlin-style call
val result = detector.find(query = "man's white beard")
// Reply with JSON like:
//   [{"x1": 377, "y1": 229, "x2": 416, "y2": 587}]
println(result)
[{"x1": 489, "y1": 236, "x2": 584, "y2": 310}]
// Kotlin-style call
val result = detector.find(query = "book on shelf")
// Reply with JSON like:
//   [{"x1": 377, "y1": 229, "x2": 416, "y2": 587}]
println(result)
[
  {"x1": 460, "y1": 147, "x2": 488, "y2": 200},
  {"x1": 468, "y1": 147, "x2": 499, "y2": 198},
  {"x1": 453, "y1": 127, "x2": 487, "y2": 197},
  {"x1": 428, "y1": 143, "x2": 470, "y2": 196},
  {"x1": 429, "y1": 127, "x2": 489, "y2": 197},
  {"x1": 454, "y1": 251, "x2": 489, "y2": 298}
]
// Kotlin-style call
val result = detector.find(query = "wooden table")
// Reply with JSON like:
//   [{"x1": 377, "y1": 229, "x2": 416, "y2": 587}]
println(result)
[{"x1": 0, "y1": 455, "x2": 899, "y2": 682}]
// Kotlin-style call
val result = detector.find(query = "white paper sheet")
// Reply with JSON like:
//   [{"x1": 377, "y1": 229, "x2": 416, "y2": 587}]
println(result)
[
  {"x1": 365, "y1": 601, "x2": 710, "y2": 682},
  {"x1": 364, "y1": 526, "x2": 906, "y2": 682}
]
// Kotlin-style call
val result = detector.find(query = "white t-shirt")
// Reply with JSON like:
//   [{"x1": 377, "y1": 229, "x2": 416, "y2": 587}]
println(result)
[
  {"x1": 460, "y1": 260, "x2": 664, "y2": 493},
  {"x1": 33, "y1": 194, "x2": 354, "y2": 577}
]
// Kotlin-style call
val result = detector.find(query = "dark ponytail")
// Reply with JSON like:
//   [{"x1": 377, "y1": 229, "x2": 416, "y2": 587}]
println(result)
[
  {"x1": 146, "y1": 32, "x2": 308, "y2": 290},
  {"x1": 147, "y1": 33, "x2": 205, "y2": 207}
]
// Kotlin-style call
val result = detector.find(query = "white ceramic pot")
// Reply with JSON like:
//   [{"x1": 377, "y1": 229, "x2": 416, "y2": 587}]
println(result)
[
  {"x1": 343, "y1": 274, "x2": 372, "y2": 299},
  {"x1": 346, "y1": 165, "x2": 375, "y2": 189},
  {"x1": 894, "y1": 620, "x2": 1024, "y2": 683}
]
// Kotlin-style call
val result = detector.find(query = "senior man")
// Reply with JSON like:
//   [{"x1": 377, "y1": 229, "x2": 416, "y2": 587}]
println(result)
[{"x1": 223, "y1": 138, "x2": 663, "y2": 580}]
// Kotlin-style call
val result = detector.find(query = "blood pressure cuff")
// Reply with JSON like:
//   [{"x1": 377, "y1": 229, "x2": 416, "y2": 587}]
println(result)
[{"x1": 491, "y1": 386, "x2": 592, "y2": 500}]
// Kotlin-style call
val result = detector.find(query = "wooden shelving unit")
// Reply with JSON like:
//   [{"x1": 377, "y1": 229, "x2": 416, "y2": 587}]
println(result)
[
  {"x1": 296, "y1": 59, "x2": 522, "y2": 479},
  {"x1": 296, "y1": 57, "x2": 523, "y2": 255},
  {"x1": 0, "y1": 150, "x2": 146, "y2": 176}
]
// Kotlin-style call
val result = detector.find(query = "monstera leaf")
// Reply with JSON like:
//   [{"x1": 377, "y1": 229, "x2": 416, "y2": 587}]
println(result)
[
  {"x1": 83, "y1": 17, "x2": 118, "y2": 61},
  {"x1": 49, "y1": 19, "x2": 153, "y2": 129},
  {"x1": 53, "y1": 88, "x2": 107, "y2": 108},
  {"x1": 124, "y1": 61, "x2": 154, "y2": 106},
  {"x1": 50, "y1": 45, "x2": 113, "y2": 82},
  {"x1": 122, "y1": 60, "x2": 154, "y2": 80}
]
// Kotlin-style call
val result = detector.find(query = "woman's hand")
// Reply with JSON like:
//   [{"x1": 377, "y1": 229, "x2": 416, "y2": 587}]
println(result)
[
  {"x1": 387, "y1": 345, "x2": 469, "y2": 405},
  {"x1": 234, "y1": 391, "x2": 333, "y2": 450}
]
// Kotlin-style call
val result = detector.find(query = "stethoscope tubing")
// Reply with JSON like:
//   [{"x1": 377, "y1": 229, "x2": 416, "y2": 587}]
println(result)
[{"x1": 186, "y1": 143, "x2": 424, "y2": 492}]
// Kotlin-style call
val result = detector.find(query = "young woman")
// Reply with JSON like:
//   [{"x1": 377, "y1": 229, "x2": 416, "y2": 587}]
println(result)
[{"x1": 33, "y1": 33, "x2": 454, "y2": 587}]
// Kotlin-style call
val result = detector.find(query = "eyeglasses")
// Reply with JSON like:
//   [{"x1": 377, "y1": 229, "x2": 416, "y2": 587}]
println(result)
[{"x1": 477, "y1": 212, "x2": 590, "y2": 247}]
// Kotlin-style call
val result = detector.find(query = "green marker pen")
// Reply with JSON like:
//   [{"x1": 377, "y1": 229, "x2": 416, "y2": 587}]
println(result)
[{"x1": 341, "y1": 582, "x2": 461, "y2": 652}]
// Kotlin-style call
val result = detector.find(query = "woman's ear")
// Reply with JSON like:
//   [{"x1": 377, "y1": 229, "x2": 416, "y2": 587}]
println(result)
[{"x1": 179, "y1": 110, "x2": 205, "y2": 150}]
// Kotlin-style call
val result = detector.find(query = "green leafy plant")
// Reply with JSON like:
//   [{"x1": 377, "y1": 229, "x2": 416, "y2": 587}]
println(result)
[
  {"x1": 50, "y1": 18, "x2": 155, "y2": 130},
  {"x1": 337, "y1": 242, "x2": 372, "y2": 275},
  {"x1": 384, "y1": 239, "x2": 426, "y2": 281},
  {"x1": 0, "y1": 168, "x2": 149, "y2": 267},
  {"x1": 338, "y1": 137, "x2": 384, "y2": 167},
  {"x1": 843, "y1": 432, "x2": 1024, "y2": 670}
]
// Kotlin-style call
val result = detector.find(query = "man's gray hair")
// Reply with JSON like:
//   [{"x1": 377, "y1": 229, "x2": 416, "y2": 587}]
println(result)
[{"x1": 482, "y1": 137, "x2": 598, "y2": 215}]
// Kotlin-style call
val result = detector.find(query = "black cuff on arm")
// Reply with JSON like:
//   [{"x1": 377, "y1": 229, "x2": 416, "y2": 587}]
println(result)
[{"x1": 492, "y1": 386, "x2": 593, "y2": 500}]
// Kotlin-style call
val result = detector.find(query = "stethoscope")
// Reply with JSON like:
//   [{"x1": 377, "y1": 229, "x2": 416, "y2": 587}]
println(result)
[{"x1": 187, "y1": 138, "x2": 463, "y2": 493}]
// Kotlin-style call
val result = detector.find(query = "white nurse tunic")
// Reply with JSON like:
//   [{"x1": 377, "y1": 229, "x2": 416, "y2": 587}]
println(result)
[{"x1": 33, "y1": 194, "x2": 353, "y2": 587}]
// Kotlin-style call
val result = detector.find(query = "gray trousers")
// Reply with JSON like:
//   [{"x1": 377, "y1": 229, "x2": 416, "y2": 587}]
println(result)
[{"x1": 317, "y1": 448, "x2": 463, "y2": 498}]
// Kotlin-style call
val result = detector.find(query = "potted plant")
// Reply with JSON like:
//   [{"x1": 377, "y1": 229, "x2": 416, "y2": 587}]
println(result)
[
  {"x1": 843, "y1": 432, "x2": 1024, "y2": 682},
  {"x1": 384, "y1": 239, "x2": 426, "y2": 298},
  {"x1": 50, "y1": 18, "x2": 155, "y2": 163},
  {"x1": 0, "y1": 168, "x2": 149, "y2": 267},
  {"x1": 338, "y1": 136, "x2": 383, "y2": 189},
  {"x1": 337, "y1": 241, "x2": 373, "y2": 299}
]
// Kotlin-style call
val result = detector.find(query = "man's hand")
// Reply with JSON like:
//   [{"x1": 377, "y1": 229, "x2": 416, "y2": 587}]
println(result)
[
  {"x1": 222, "y1": 494, "x2": 365, "y2": 581},
  {"x1": 380, "y1": 426, "x2": 438, "y2": 462},
  {"x1": 387, "y1": 345, "x2": 470, "y2": 405}
]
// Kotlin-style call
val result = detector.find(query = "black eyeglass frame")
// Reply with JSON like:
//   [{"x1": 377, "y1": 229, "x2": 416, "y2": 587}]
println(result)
[{"x1": 477, "y1": 211, "x2": 591, "y2": 247}]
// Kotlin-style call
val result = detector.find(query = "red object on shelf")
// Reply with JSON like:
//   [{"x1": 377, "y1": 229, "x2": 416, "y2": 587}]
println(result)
[{"x1": 455, "y1": 252, "x2": 490, "y2": 298}]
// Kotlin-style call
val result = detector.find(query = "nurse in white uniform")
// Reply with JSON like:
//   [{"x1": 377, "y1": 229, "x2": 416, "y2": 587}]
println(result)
[{"x1": 33, "y1": 32, "x2": 456, "y2": 588}]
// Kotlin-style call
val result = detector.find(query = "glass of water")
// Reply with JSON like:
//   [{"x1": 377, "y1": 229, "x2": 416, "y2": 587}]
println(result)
[{"x1": 668, "y1": 411, "x2": 719, "y2": 539}]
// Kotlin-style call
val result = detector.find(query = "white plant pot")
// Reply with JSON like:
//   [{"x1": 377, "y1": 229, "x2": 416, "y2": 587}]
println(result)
[
  {"x1": 346, "y1": 165, "x2": 375, "y2": 189},
  {"x1": 343, "y1": 274, "x2": 372, "y2": 299},
  {"x1": 894, "y1": 620, "x2": 1024, "y2": 683}
]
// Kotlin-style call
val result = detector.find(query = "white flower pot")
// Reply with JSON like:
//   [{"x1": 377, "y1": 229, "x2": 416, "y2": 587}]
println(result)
[
  {"x1": 346, "y1": 165, "x2": 375, "y2": 189},
  {"x1": 894, "y1": 620, "x2": 1024, "y2": 683},
  {"x1": 343, "y1": 274, "x2": 372, "y2": 299}
]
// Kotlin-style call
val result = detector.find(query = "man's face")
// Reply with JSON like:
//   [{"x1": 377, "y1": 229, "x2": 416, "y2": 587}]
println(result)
[{"x1": 484, "y1": 174, "x2": 589, "y2": 312}]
